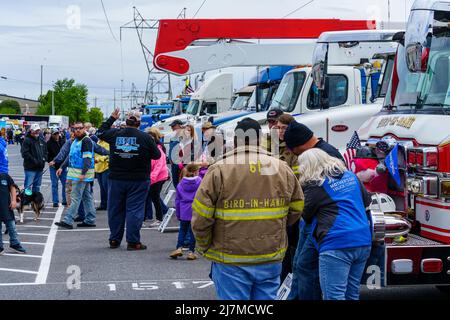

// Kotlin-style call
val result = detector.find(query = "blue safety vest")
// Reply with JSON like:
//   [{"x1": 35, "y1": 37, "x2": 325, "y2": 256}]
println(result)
[{"x1": 67, "y1": 136, "x2": 95, "y2": 182}]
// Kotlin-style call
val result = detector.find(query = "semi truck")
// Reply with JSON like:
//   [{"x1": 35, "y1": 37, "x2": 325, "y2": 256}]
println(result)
[{"x1": 217, "y1": 30, "x2": 399, "y2": 151}]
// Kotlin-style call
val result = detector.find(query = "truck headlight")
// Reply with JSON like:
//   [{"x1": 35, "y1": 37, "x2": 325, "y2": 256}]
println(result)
[{"x1": 407, "y1": 176, "x2": 438, "y2": 198}]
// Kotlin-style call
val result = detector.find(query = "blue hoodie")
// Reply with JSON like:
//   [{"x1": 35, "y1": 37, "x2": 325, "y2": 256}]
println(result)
[{"x1": 0, "y1": 137, "x2": 8, "y2": 173}]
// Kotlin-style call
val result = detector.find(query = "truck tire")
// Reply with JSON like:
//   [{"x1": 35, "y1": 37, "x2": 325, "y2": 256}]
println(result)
[{"x1": 436, "y1": 285, "x2": 450, "y2": 294}]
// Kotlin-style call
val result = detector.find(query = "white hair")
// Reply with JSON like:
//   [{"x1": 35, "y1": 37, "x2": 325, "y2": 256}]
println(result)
[{"x1": 298, "y1": 148, "x2": 347, "y2": 186}]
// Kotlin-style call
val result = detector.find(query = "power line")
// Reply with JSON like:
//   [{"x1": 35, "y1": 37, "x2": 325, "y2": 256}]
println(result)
[
  {"x1": 100, "y1": 0, "x2": 119, "y2": 42},
  {"x1": 283, "y1": 0, "x2": 315, "y2": 18},
  {"x1": 193, "y1": 0, "x2": 208, "y2": 18}
]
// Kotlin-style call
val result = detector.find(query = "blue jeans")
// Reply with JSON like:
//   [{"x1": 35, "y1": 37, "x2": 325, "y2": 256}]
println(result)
[
  {"x1": 319, "y1": 246, "x2": 372, "y2": 300},
  {"x1": 288, "y1": 223, "x2": 322, "y2": 300},
  {"x1": 96, "y1": 170, "x2": 109, "y2": 209},
  {"x1": 176, "y1": 220, "x2": 195, "y2": 252},
  {"x1": 62, "y1": 180, "x2": 96, "y2": 225},
  {"x1": 108, "y1": 179, "x2": 149, "y2": 244},
  {"x1": 24, "y1": 170, "x2": 43, "y2": 193},
  {"x1": 211, "y1": 262, "x2": 282, "y2": 300},
  {"x1": 0, "y1": 220, "x2": 21, "y2": 249},
  {"x1": 50, "y1": 167, "x2": 67, "y2": 204}
]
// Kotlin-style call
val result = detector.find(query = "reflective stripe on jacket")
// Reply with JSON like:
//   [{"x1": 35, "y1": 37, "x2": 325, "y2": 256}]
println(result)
[{"x1": 191, "y1": 146, "x2": 304, "y2": 265}]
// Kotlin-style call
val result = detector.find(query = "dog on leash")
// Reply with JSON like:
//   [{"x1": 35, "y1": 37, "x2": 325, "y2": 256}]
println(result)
[
  {"x1": 15, "y1": 186, "x2": 45, "y2": 223},
  {"x1": 3, "y1": 186, "x2": 45, "y2": 235}
]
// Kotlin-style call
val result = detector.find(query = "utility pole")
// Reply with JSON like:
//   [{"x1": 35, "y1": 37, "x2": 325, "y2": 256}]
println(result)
[
  {"x1": 51, "y1": 90, "x2": 55, "y2": 115},
  {"x1": 94, "y1": 97, "x2": 98, "y2": 108},
  {"x1": 120, "y1": 79, "x2": 124, "y2": 119},
  {"x1": 40, "y1": 65, "x2": 43, "y2": 97}
]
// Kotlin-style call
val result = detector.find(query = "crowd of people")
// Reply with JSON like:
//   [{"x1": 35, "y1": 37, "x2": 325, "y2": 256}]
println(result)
[{"x1": 0, "y1": 107, "x2": 378, "y2": 301}]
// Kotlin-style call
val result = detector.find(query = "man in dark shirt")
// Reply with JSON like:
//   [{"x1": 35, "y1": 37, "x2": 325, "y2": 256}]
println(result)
[
  {"x1": 283, "y1": 121, "x2": 345, "y2": 301},
  {"x1": 47, "y1": 128, "x2": 67, "y2": 207},
  {"x1": 97, "y1": 108, "x2": 161, "y2": 250},
  {"x1": 21, "y1": 123, "x2": 48, "y2": 193}
]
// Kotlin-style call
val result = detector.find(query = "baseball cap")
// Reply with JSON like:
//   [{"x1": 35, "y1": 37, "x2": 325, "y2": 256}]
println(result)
[
  {"x1": 51, "y1": 127, "x2": 60, "y2": 134},
  {"x1": 266, "y1": 108, "x2": 284, "y2": 121},
  {"x1": 169, "y1": 119, "x2": 184, "y2": 127},
  {"x1": 127, "y1": 110, "x2": 142, "y2": 121},
  {"x1": 30, "y1": 124, "x2": 41, "y2": 132}
]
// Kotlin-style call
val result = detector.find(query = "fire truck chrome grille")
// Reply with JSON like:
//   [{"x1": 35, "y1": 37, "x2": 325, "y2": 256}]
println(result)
[{"x1": 389, "y1": 234, "x2": 442, "y2": 246}]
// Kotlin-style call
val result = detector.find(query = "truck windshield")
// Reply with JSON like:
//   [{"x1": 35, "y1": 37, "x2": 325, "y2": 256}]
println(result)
[
  {"x1": 186, "y1": 99, "x2": 200, "y2": 115},
  {"x1": 247, "y1": 86, "x2": 271, "y2": 111},
  {"x1": 231, "y1": 95, "x2": 251, "y2": 110},
  {"x1": 270, "y1": 71, "x2": 306, "y2": 112},
  {"x1": 384, "y1": 16, "x2": 450, "y2": 114}
]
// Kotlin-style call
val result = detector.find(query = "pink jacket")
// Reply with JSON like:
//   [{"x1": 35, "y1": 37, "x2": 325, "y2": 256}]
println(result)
[{"x1": 151, "y1": 144, "x2": 169, "y2": 184}]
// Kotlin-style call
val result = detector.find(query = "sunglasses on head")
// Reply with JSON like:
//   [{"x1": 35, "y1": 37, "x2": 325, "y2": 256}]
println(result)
[{"x1": 72, "y1": 127, "x2": 84, "y2": 131}]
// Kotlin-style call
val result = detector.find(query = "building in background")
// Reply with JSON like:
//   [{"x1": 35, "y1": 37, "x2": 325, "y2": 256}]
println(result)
[{"x1": 0, "y1": 94, "x2": 39, "y2": 115}]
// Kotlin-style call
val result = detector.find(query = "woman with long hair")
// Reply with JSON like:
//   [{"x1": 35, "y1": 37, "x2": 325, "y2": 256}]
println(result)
[{"x1": 294, "y1": 148, "x2": 372, "y2": 300}]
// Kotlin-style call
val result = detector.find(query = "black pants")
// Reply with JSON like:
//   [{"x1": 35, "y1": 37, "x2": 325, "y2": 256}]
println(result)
[{"x1": 149, "y1": 181, "x2": 165, "y2": 221}]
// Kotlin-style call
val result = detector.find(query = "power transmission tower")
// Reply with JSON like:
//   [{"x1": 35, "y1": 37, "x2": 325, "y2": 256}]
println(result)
[{"x1": 121, "y1": 7, "x2": 182, "y2": 104}]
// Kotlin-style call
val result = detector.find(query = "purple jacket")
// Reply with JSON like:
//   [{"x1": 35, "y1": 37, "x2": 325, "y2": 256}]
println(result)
[{"x1": 175, "y1": 176, "x2": 202, "y2": 221}]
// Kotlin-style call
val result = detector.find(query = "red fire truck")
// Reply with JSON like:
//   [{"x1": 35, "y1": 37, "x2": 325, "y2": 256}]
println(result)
[{"x1": 358, "y1": 0, "x2": 450, "y2": 291}]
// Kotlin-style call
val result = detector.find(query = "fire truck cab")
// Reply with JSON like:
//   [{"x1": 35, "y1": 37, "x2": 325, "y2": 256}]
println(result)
[{"x1": 358, "y1": 0, "x2": 450, "y2": 289}]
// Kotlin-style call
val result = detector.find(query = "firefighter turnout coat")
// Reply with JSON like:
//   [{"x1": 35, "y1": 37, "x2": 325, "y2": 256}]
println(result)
[{"x1": 191, "y1": 145, "x2": 304, "y2": 265}]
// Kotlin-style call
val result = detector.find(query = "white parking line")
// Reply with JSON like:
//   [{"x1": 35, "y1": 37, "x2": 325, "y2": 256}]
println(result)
[
  {"x1": 35, "y1": 205, "x2": 64, "y2": 285},
  {"x1": 16, "y1": 225, "x2": 52, "y2": 229},
  {"x1": 0, "y1": 268, "x2": 38, "y2": 275},
  {"x1": 21, "y1": 242, "x2": 46, "y2": 246},
  {"x1": 4, "y1": 253, "x2": 42, "y2": 259},
  {"x1": 17, "y1": 233, "x2": 48, "y2": 237},
  {"x1": 57, "y1": 227, "x2": 158, "y2": 232},
  {"x1": 23, "y1": 217, "x2": 55, "y2": 221}
]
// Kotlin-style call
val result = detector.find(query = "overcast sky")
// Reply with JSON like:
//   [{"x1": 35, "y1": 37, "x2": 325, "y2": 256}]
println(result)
[{"x1": 0, "y1": 0, "x2": 415, "y2": 115}]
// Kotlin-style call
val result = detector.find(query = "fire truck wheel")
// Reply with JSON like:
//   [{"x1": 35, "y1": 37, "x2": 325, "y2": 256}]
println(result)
[{"x1": 436, "y1": 285, "x2": 450, "y2": 294}]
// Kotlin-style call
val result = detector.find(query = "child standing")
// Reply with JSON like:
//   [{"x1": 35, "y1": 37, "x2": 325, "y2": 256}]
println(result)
[
  {"x1": 0, "y1": 173, "x2": 26, "y2": 255},
  {"x1": 170, "y1": 164, "x2": 202, "y2": 260}
]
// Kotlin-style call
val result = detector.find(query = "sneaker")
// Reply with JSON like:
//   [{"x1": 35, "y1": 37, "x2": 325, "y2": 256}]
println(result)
[
  {"x1": 96, "y1": 207, "x2": 107, "y2": 211},
  {"x1": 55, "y1": 221, "x2": 73, "y2": 229},
  {"x1": 109, "y1": 240, "x2": 120, "y2": 249},
  {"x1": 169, "y1": 248, "x2": 183, "y2": 259},
  {"x1": 62, "y1": 202, "x2": 68, "y2": 206},
  {"x1": 10, "y1": 244, "x2": 26, "y2": 254},
  {"x1": 0, "y1": 248, "x2": 4, "y2": 255},
  {"x1": 77, "y1": 222, "x2": 96, "y2": 228},
  {"x1": 53, "y1": 203, "x2": 59, "y2": 208},
  {"x1": 74, "y1": 216, "x2": 84, "y2": 222},
  {"x1": 149, "y1": 220, "x2": 162, "y2": 228},
  {"x1": 127, "y1": 243, "x2": 147, "y2": 251},
  {"x1": 187, "y1": 252, "x2": 197, "y2": 260}
]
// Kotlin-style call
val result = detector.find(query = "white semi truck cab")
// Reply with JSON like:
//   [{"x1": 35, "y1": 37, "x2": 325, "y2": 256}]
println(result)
[{"x1": 217, "y1": 30, "x2": 399, "y2": 151}]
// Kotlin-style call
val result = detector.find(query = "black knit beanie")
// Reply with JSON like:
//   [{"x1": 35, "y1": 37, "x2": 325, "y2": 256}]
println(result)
[{"x1": 284, "y1": 121, "x2": 314, "y2": 150}]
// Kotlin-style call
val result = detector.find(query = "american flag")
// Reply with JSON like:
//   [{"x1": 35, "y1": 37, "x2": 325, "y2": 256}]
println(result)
[
  {"x1": 183, "y1": 78, "x2": 194, "y2": 94},
  {"x1": 344, "y1": 131, "x2": 361, "y2": 170}
]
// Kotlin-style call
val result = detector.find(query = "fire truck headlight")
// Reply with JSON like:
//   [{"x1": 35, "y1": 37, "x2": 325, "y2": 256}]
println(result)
[
  {"x1": 441, "y1": 180, "x2": 450, "y2": 198},
  {"x1": 408, "y1": 178, "x2": 423, "y2": 194}
]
